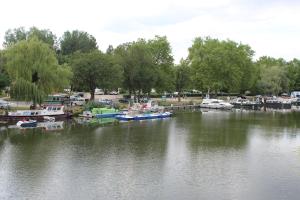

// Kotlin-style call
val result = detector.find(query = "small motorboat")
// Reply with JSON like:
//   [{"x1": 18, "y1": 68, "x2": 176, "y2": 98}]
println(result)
[
  {"x1": 16, "y1": 119, "x2": 38, "y2": 128},
  {"x1": 79, "y1": 111, "x2": 94, "y2": 118}
]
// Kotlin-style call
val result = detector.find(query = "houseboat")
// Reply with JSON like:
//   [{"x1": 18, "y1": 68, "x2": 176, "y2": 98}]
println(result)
[{"x1": 0, "y1": 105, "x2": 72, "y2": 122}]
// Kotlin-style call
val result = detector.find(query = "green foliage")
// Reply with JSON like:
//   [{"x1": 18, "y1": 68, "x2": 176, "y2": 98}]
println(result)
[
  {"x1": 10, "y1": 78, "x2": 44, "y2": 104},
  {"x1": 71, "y1": 50, "x2": 121, "y2": 100},
  {"x1": 115, "y1": 36, "x2": 174, "y2": 100},
  {"x1": 0, "y1": 51, "x2": 10, "y2": 90},
  {"x1": 175, "y1": 59, "x2": 192, "y2": 101},
  {"x1": 0, "y1": 72, "x2": 10, "y2": 91},
  {"x1": 27, "y1": 27, "x2": 57, "y2": 48},
  {"x1": 3, "y1": 27, "x2": 57, "y2": 48},
  {"x1": 115, "y1": 40, "x2": 156, "y2": 96},
  {"x1": 83, "y1": 101, "x2": 105, "y2": 111},
  {"x1": 148, "y1": 36, "x2": 175, "y2": 92},
  {"x1": 188, "y1": 37, "x2": 255, "y2": 93},
  {"x1": 255, "y1": 57, "x2": 289, "y2": 95},
  {"x1": 60, "y1": 30, "x2": 97, "y2": 55},
  {"x1": 5, "y1": 38, "x2": 72, "y2": 104},
  {"x1": 3, "y1": 27, "x2": 27, "y2": 47},
  {"x1": 287, "y1": 59, "x2": 300, "y2": 91}
]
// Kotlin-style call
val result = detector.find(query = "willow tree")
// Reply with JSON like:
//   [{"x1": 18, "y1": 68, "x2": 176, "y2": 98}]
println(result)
[{"x1": 5, "y1": 38, "x2": 72, "y2": 105}]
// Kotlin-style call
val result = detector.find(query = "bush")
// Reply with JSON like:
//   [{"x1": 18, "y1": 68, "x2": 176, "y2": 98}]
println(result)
[{"x1": 83, "y1": 101, "x2": 106, "y2": 111}]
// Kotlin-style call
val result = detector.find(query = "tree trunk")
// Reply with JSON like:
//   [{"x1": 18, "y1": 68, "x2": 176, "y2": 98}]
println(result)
[
  {"x1": 133, "y1": 90, "x2": 137, "y2": 103},
  {"x1": 178, "y1": 91, "x2": 181, "y2": 102},
  {"x1": 137, "y1": 90, "x2": 141, "y2": 103},
  {"x1": 90, "y1": 90, "x2": 95, "y2": 100}
]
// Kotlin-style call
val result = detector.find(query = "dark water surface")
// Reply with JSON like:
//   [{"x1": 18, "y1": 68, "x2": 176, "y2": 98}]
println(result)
[{"x1": 1, "y1": 111, "x2": 300, "y2": 200}]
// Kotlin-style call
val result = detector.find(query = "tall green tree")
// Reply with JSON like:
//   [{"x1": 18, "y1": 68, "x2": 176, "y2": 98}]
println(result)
[
  {"x1": 71, "y1": 50, "x2": 122, "y2": 100},
  {"x1": 27, "y1": 27, "x2": 57, "y2": 48},
  {"x1": 3, "y1": 27, "x2": 27, "y2": 47},
  {"x1": 175, "y1": 59, "x2": 191, "y2": 102},
  {"x1": 255, "y1": 56, "x2": 289, "y2": 95},
  {"x1": 60, "y1": 30, "x2": 97, "y2": 55},
  {"x1": 0, "y1": 51, "x2": 10, "y2": 90},
  {"x1": 115, "y1": 36, "x2": 174, "y2": 101},
  {"x1": 188, "y1": 37, "x2": 255, "y2": 94},
  {"x1": 115, "y1": 40, "x2": 156, "y2": 101},
  {"x1": 4, "y1": 38, "x2": 72, "y2": 105},
  {"x1": 3, "y1": 27, "x2": 57, "y2": 48},
  {"x1": 148, "y1": 36, "x2": 174, "y2": 93},
  {"x1": 287, "y1": 59, "x2": 300, "y2": 91}
]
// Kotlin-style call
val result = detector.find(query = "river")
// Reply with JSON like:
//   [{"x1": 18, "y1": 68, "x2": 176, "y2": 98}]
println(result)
[{"x1": 1, "y1": 111, "x2": 300, "y2": 200}]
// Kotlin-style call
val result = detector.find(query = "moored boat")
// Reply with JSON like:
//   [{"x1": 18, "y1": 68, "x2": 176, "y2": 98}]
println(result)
[
  {"x1": 265, "y1": 97, "x2": 292, "y2": 109},
  {"x1": 200, "y1": 99, "x2": 233, "y2": 110},
  {"x1": 93, "y1": 108, "x2": 121, "y2": 118},
  {"x1": 230, "y1": 97, "x2": 262, "y2": 110},
  {"x1": 0, "y1": 105, "x2": 72, "y2": 122},
  {"x1": 116, "y1": 112, "x2": 172, "y2": 121},
  {"x1": 16, "y1": 119, "x2": 37, "y2": 128}
]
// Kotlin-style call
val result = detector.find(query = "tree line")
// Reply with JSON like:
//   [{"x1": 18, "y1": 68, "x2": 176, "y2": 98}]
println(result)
[{"x1": 0, "y1": 27, "x2": 300, "y2": 104}]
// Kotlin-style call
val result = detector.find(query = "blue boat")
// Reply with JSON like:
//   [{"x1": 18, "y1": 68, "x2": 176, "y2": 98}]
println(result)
[{"x1": 116, "y1": 112, "x2": 172, "y2": 121}]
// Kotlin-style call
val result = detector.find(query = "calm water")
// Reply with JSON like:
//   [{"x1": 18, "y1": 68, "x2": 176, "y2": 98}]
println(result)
[{"x1": 1, "y1": 111, "x2": 300, "y2": 200}]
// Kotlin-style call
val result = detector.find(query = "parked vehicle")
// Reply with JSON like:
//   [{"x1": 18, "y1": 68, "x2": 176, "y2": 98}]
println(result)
[
  {"x1": 44, "y1": 94, "x2": 70, "y2": 105},
  {"x1": 109, "y1": 91, "x2": 118, "y2": 95},
  {"x1": 98, "y1": 99, "x2": 113, "y2": 105},
  {"x1": 0, "y1": 100, "x2": 13, "y2": 109},
  {"x1": 70, "y1": 97, "x2": 86, "y2": 106},
  {"x1": 118, "y1": 98, "x2": 130, "y2": 104},
  {"x1": 95, "y1": 88, "x2": 104, "y2": 95}
]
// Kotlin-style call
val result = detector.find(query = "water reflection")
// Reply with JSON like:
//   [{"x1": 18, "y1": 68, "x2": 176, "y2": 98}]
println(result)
[
  {"x1": 178, "y1": 111, "x2": 249, "y2": 150},
  {"x1": 1, "y1": 112, "x2": 300, "y2": 199}
]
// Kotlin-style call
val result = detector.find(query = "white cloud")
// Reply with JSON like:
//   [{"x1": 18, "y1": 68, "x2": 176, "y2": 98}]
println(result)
[{"x1": 0, "y1": 0, "x2": 300, "y2": 63}]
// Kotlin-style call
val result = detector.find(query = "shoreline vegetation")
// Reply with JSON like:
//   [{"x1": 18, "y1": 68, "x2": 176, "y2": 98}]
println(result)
[{"x1": 0, "y1": 26, "x2": 300, "y2": 108}]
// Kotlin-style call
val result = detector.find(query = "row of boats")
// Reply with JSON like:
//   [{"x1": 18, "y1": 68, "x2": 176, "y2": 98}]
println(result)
[
  {"x1": 200, "y1": 97, "x2": 299, "y2": 110},
  {"x1": 3, "y1": 96, "x2": 298, "y2": 128},
  {"x1": 4, "y1": 101, "x2": 173, "y2": 128},
  {"x1": 80, "y1": 104, "x2": 172, "y2": 121}
]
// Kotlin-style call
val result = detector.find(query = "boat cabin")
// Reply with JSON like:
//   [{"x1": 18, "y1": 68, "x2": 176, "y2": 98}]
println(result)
[{"x1": 8, "y1": 105, "x2": 65, "y2": 117}]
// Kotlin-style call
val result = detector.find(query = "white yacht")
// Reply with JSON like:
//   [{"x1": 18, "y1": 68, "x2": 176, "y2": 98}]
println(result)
[{"x1": 200, "y1": 99, "x2": 233, "y2": 110}]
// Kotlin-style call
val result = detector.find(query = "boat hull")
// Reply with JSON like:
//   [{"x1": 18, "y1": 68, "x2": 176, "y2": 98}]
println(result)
[
  {"x1": 17, "y1": 120, "x2": 38, "y2": 128},
  {"x1": 116, "y1": 112, "x2": 172, "y2": 121},
  {"x1": 200, "y1": 105, "x2": 233, "y2": 110},
  {"x1": 95, "y1": 113, "x2": 121, "y2": 118},
  {"x1": 0, "y1": 113, "x2": 72, "y2": 122}
]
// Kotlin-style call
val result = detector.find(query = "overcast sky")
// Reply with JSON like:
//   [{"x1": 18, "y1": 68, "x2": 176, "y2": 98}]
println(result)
[{"x1": 1, "y1": 0, "x2": 300, "y2": 63}]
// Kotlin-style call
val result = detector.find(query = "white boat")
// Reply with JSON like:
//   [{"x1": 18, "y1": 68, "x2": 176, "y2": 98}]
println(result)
[
  {"x1": 200, "y1": 99, "x2": 233, "y2": 110},
  {"x1": 16, "y1": 120, "x2": 38, "y2": 128},
  {"x1": 79, "y1": 111, "x2": 94, "y2": 118},
  {"x1": 3, "y1": 105, "x2": 71, "y2": 121}
]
